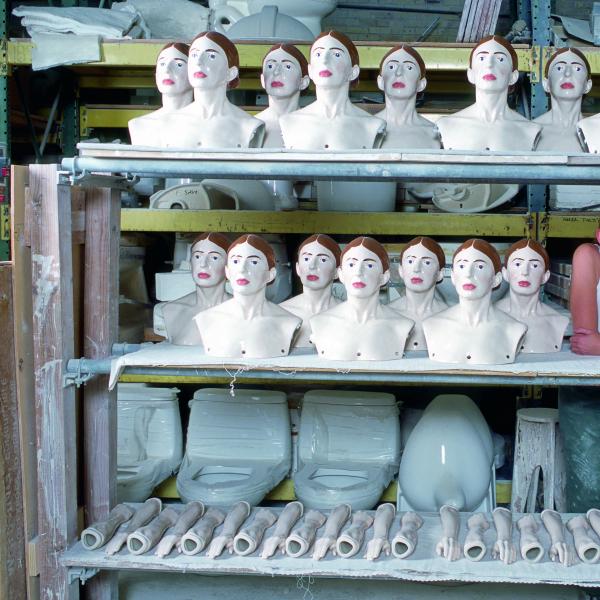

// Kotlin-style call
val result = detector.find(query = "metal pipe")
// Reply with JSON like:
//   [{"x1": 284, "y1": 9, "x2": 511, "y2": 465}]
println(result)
[
  {"x1": 39, "y1": 87, "x2": 61, "y2": 157},
  {"x1": 336, "y1": 3, "x2": 462, "y2": 16},
  {"x1": 62, "y1": 156, "x2": 600, "y2": 185}
]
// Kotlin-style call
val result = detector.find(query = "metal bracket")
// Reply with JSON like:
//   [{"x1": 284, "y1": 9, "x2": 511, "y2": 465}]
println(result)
[
  {"x1": 0, "y1": 40, "x2": 8, "y2": 77},
  {"x1": 59, "y1": 169, "x2": 139, "y2": 191},
  {"x1": 63, "y1": 359, "x2": 96, "y2": 388},
  {"x1": 68, "y1": 567, "x2": 99, "y2": 585}
]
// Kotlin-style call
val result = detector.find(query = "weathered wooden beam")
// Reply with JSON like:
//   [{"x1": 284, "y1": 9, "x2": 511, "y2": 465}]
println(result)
[
  {"x1": 28, "y1": 163, "x2": 79, "y2": 600},
  {"x1": 82, "y1": 186, "x2": 120, "y2": 600}
]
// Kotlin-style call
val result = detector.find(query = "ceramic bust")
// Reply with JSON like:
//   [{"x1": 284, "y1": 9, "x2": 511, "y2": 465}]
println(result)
[
  {"x1": 390, "y1": 236, "x2": 449, "y2": 351},
  {"x1": 437, "y1": 35, "x2": 541, "y2": 151},
  {"x1": 280, "y1": 234, "x2": 342, "y2": 347},
  {"x1": 495, "y1": 239, "x2": 568, "y2": 353},
  {"x1": 310, "y1": 236, "x2": 414, "y2": 360},
  {"x1": 162, "y1": 31, "x2": 265, "y2": 149},
  {"x1": 160, "y1": 232, "x2": 230, "y2": 346},
  {"x1": 280, "y1": 30, "x2": 386, "y2": 150},
  {"x1": 194, "y1": 234, "x2": 301, "y2": 358},
  {"x1": 423, "y1": 239, "x2": 527, "y2": 364},
  {"x1": 534, "y1": 48, "x2": 591, "y2": 152},
  {"x1": 256, "y1": 44, "x2": 310, "y2": 148},
  {"x1": 376, "y1": 45, "x2": 440, "y2": 150},
  {"x1": 569, "y1": 228, "x2": 600, "y2": 355},
  {"x1": 128, "y1": 43, "x2": 193, "y2": 147}
]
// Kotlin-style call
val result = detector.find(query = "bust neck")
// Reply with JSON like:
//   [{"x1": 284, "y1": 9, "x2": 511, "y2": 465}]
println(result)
[
  {"x1": 191, "y1": 86, "x2": 230, "y2": 118},
  {"x1": 404, "y1": 286, "x2": 437, "y2": 317},
  {"x1": 383, "y1": 96, "x2": 421, "y2": 127},
  {"x1": 473, "y1": 89, "x2": 510, "y2": 122},
  {"x1": 457, "y1": 294, "x2": 493, "y2": 326},
  {"x1": 196, "y1": 281, "x2": 227, "y2": 308},
  {"x1": 300, "y1": 284, "x2": 334, "y2": 314},
  {"x1": 345, "y1": 292, "x2": 381, "y2": 324},
  {"x1": 267, "y1": 92, "x2": 301, "y2": 118},
  {"x1": 547, "y1": 96, "x2": 583, "y2": 129},
  {"x1": 506, "y1": 289, "x2": 543, "y2": 318},
  {"x1": 162, "y1": 90, "x2": 193, "y2": 111},
  {"x1": 231, "y1": 289, "x2": 268, "y2": 320},
  {"x1": 314, "y1": 85, "x2": 354, "y2": 118}
]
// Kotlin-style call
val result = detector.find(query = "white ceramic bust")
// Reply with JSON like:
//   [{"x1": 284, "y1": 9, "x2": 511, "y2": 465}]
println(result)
[
  {"x1": 389, "y1": 237, "x2": 449, "y2": 351},
  {"x1": 194, "y1": 234, "x2": 301, "y2": 358},
  {"x1": 495, "y1": 239, "x2": 568, "y2": 353},
  {"x1": 535, "y1": 48, "x2": 591, "y2": 152},
  {"x1": 160, "y1": 232, "x2": 230, "y2": 346},
  {"x1": 423, "y1": 239, "x2": 526, "y2": 364},
  {"x1": 280, "y1": 234, "x2": 342, "y2": 347},
  {"x1": 256, "y1": 44, "x2": 310, "y2": 148},
  {"x1": 310, "y1": 237, "x2": 414, "y2": 360},
  {"x1": 162, "y1": 31, "x2": 265, "y2": 149},
  {"x1": 437, "y1": 35, "x2": 541, "y2": 151},
  {"x1": 280, "y1": 30, "x2": 386, "y2": 150},
  {"x1": 128, "y1": 43, "x2": 193, "y2": 147},
  {"x1": 376, "y1": 45, "x2": 440, "y2": 149}
]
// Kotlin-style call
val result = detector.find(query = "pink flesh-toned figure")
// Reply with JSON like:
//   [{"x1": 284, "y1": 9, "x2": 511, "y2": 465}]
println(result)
[{"x1": 570, "y1": 228, "x2": 600, "y2": 355}]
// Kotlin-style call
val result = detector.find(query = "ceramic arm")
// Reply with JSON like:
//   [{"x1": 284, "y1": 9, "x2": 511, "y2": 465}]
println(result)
[
  {"x1": 435, "y1": 505, "x2": 461, "y2": 561},
  {"x1": 180, "y1": 507, "x2": 226, "y2": 556},
  {"x1": 541, "y1": 509, "x2": 572, "y2": 566},
  {"x1": 492, "y1": 507, "x2": 517, "y2": 565},
  {"x1": 234, "y1": 508, "x2": 277, "y2": 556},
  {"x1": 207, "y1": 501, "x2": 251, "y2": 559},
  {"x1": 364, "y1": 503, "x2": 395, "y2": 560},
  {"x1": 567, "y1": 515, "x2": 600, "y2": 564},
  {"x1": 155, "y1": 501, "x2": 205, "y2": 558},
  {"x1": 517, "y1": 514, "x2": 544, "y2": 563},
  {"x1": 105, "y1": 498, "x2": 162, "y2": 555},
  {"x1": 586, "y1": 508, "x2": 600, "y2": 539},
  {"x1": 261, "y1": 501, "x2": 303, "y2": 559},
  {"x1": 127, "y1": 507, "x2": 179, "y2": 555},
  {"x1": 81, "y1": 504, "x2": 135, "y2": 550},
  {"x1": 312, "y1": 504, "x2": 351, "y2": 560},
  {"x1": 392, "y1": 511, "x2": 423, "y2": 559},
  {"x1": 464, "y1": 513, "x2": 489, "y2": 562},
  {"x1": 336, "y1": 511, "x2": 374, "y2": 558},
  {"x1": 286, "y1": 509, "x2": 326, "y2": 558}
]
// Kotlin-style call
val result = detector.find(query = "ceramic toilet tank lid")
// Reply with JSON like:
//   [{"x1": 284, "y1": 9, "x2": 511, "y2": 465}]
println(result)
[
  {"x1": 303, "y1": 390, "x2": 397, "y2": 407},
  {"x1": 192, "y1": 388, "x2": 287, "y2": 404}
]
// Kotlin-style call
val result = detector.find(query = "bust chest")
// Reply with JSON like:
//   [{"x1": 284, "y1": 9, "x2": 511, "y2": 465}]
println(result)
[{"x1": 381, "y1": 124, "x2": 440, "y2": 150}]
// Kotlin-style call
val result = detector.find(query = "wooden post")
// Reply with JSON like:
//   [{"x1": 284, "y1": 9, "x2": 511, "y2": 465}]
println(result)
[
  {"x1": 0, "y1": 263, "x2": 28, "y2": 600},
  {"x1": 83, "y1": 186, "x2": 120, "y2": 600},
  {"x1": 28, "y1": 164, "x2": 79, "y2": 600}
]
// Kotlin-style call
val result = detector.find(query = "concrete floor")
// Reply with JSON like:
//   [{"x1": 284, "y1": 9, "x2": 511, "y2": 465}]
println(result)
[{"x1": 120, "y1": 572, "x2": 586, "y2": 600}]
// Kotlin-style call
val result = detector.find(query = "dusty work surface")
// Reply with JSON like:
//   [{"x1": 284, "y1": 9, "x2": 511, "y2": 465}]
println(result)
[
  {"x1": 108, "y1": 342, "x2": 600, "y2": 390},
  {"x1": 64, "y1": 508, "x2": 600, "y2": 586}
]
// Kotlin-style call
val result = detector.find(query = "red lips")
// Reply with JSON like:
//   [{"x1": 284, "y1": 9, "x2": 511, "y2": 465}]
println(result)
[
  {"x1": 162, "y1": 78, "x2": 175, "y2": 85},
  {"x1": 410, "y1": 277, "x2": 423, "y2": 284},
  {"x1": 352, "y1": 282, "x2": 366, "y2": 289},
  {"x1": 271, "y1": 81, "x2": 284, "y2": 87},
  {"x1": 392, "y1": 81, "x2": 406, "y2": 88},
  {"x1": 319, "y1": 70, "x2": 332, "y2": 77},
  {"x1": 561, "y1": 82, "x2": 574, "y2": 89},
  {"x1": 236, "y1": 278, "x2": 250, "y2": 286},
  {"x1": 193, "y1": 71, "x2": 207, "y2": 79},
  {"x1": 518, "y1": 280, "x2": 531, "y2": 287},
  {"x1": 307, "y1": 275, "x2": 319, "y2": 281},
  {"x1": 462, "y1": 283, "x2": 476, "y2": 291},
  {"x1": 482, "y1": 74, "x2": 497, "y2": 81},
  {"x1": 197, "y1": 272, "x2": 210, "y2": 279}
]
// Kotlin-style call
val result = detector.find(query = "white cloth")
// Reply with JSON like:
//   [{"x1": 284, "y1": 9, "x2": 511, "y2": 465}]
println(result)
[{"x1": 29, "y1": 32, "x2": 101, "y2": 71}]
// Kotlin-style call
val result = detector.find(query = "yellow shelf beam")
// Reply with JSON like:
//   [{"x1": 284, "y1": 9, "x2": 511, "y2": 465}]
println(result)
[
  {"x1": 121, "y1": 209, "x2": 532, "y2": 237},
  {"x1": 540, "y1": 212, "x2": 600, "y2": 240}
]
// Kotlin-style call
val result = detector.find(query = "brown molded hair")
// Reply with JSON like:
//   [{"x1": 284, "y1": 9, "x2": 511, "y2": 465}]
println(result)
[
  {"x1": 401, "y1": 236, "x2": 445, "y2": 270},
  {"x1": 298, "y1": 234, "x2": 341, "y2": 266},
  {"x1": 191, "y1": 31, "x2": 240, "y2": 89},
  {"x1": 453, "y1": 238, "x2": 502, "y2": 274},
  {"x1": 228, "y1": 234, "x2": 276, "y2": 269},
  {"x1": 469, "y1": 35, "x2": 518, "y2": 71},
  {"x1": 191, "y1": 232, "x2": 230, "y2": 254},
  {"x1": 313, "y1": 30, "x2": 360, "y2": 88},
  {"x1": 341, "y1": 236, "x2": 390, "y2": 271},
  {"x1": 380, "y1": 44, "x2": 426, "y2": 78},
  {"x1": 158, "y1": 42, "x2": 190, "y2": 58},
  {"x1": 504, "y1": 238, "x2": 550, "y2": 271},
  {"x1": 264, "y1": 43, "x2": 309, "y2": 77},
  {"x1": 544, "y1": 47, "x2": 590, "y2": 79}
]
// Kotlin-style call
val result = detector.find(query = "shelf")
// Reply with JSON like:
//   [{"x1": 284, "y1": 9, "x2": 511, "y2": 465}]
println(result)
[
  {"x1": 61, "y1": 507, "x2": 599, "y2": 587},
  {"x1": 121, "y1": 209, "x2": 532, "y2": 236},
  {"x1": 541, "y1": 212, "x2": 600, "y2": 239}
]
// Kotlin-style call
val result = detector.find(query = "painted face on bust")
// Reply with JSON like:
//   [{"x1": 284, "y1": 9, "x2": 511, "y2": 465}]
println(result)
[
  {"x1": 155, "y1": 47, "x2": 191, "y2": 96},
  {"x1": 261, "y1": 48, "x2": 309, "y2": 98},
  {"x1": 338, "y1": 244, "x2": 389, "y2": 298},
  {"x1": 399, "y1": 242, "x2": 443, "y2": 292},
  {"x1": 377, "y1": 48, "x2": 425, "y2": 100},
  {"x1": 188, "y1": 36, "x2": 237, "y2": 90},
  {"x1": 467, "y1": 39, "x2": 518, "y2": 92},
  {"x1": 451, "y1": 246, "x2": 502, "y2": 300},
  {"x1": 502, "y1": 245, "x2": 549, "y2": 296},
  {"x1": 544, "y1": 51, "x2": 591, "y2": 100},
  {"x1": 190, "y1": 239, "x2": 227, "y2": 288},
  {"x1": 226, "y1": 241, "x2": 276, "y2": 296},
  {"x1": 296, "y1": 241, "x2": 337, "y2": 290},
  {"x1": 308, "y1": 34, "x2": 359, "y2": 89}
]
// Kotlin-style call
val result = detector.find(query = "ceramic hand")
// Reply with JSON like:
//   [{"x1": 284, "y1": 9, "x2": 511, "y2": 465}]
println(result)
[
  {"x1": 436, "y1": 536, "x2": 460, "y2": 561},
  {"x1": 206, "y1": 535, "x2": 234, "y2": 559},
  {"x1": 364, "y1": 537, "x2": 391, "y2": 560},
  {"x1": 549, "y1": 541, "x2": 572, "y2": 566},
  {"x1": 261, "y1": 535, "x2": 285, "y2": 559},
  {"x1": 492, "y1": 539, "x2": 517, "y2": 564},
  {"x1": 312, "y1": 536, "x2": 336, "y2": 560},
  {"x1": 571, "y1": 329, "x2": 600, "y2": 355}
]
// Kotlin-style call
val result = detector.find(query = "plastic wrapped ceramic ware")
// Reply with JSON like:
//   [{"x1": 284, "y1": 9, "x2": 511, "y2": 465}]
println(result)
[
  {"x1": 117, "y1": 384, "x2": 182, "y2": 503},
  {"x1": 399, "y1": 394, "x2": 494, "y2": 512},
  {"x1": 177, "y1": 388, "x2": 291, "y2": 506},
  {"x1": 105, "y1": 498, "x2": 162, "y2": 556},
  {"x1": 293, "y1": 390, "x2": 400, "y2": 510},
  {"x1": 195, "y1": 234, "x2": 300, "y2": 358},
  {"x1": 423, "y1": 239, "x2": 527, "y2": 364},
  {"x1": 128, "y1": 43, "x2": 193, "y2": 146},
  {"x1": 161, "y1": 31, "x2": 265, "y2": 149},
  {"x1": 280, "y1": 234, "x2": 342, "y2": 347},
  {"x1": 496, "y1": 239, "x2": 569, "y2": 353},
  {"x1": 225, "y1": 5, "x2": 313, "y2": 41},
  {"x1": 310, "y1": 237, "x2": 414, "y2": 360}
]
